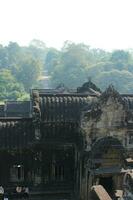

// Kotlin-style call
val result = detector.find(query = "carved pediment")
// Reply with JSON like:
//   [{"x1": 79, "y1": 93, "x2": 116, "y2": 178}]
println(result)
[
  {"x1": 99, "y1": 85, "x2": 125, "y2": 106},
  {"x1": 81, "y1": 85, "x2": 127, "y2": 126}
]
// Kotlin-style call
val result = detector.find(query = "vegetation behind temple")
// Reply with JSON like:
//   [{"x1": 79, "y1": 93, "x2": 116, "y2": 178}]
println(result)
[{"x1": 1, "y1": 39, "x2": 133, "y2": 101}]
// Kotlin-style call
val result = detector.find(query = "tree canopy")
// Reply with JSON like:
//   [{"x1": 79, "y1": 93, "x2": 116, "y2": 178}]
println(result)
[{"x1": 0, "y1": 40, "x2": 133, "y2": 101}]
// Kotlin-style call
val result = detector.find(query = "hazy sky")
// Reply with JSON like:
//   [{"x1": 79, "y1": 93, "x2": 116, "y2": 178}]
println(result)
[{"x1": 0, "y1": 0, "x2": 133, "y2": 50}]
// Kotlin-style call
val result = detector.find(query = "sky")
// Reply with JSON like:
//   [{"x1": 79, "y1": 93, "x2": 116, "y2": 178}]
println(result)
[{"x1": 0, "y1": 0, "x2": 133, "y2": 50}]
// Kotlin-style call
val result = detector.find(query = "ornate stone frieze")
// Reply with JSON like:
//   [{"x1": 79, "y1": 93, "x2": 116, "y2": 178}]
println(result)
[{"x1": 32, "y1": 91, "x2": 41, "y2": 140}]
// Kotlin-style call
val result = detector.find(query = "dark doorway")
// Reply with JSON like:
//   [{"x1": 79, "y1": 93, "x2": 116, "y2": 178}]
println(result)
[{"x1": 99, "y1": 176, "x2": 113, "y2": 195}]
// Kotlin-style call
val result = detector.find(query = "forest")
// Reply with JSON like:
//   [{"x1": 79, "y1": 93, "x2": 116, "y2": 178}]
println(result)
[{"x1": 0, "y1": 39, "x2": 133, "y2": 101}]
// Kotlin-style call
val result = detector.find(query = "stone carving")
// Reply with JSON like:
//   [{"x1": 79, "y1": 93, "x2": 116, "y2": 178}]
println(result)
[
  {"x1": 123, "y1": 170, "x2": 133, "y2": 199},
  {"x1": 32, "y1": 91, "x2": 41, "y2": 120},
  {"x1": 99, "y1": 84, "x2": 125, "y2": 106},
  {"x1": 83, "y1": 85, "x2": 126, "y2": 122},
  {"x1": 32, "y1": 91, "x2": 41, "y2": 140},
  {"x1": 81, "y1": 84, "x2": 129, "y2": 165}
]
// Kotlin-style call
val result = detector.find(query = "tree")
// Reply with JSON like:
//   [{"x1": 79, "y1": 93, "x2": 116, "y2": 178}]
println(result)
[
  {"x1": 0, "y1": 69, "x2": 26, "y2": 101},
  {"x1": 45, "y1": 48, "x2": 60, "y2": 73},
  {"x1": 17, "y1": 56, "x2": 43, "y2": 91},
  {"x1": 94, "y1": 69, "x2": 133, "y2": 93},
  {"x1": 110, "y1": 50, "x2": 131, "y2": 70},
  {"x1": 111, "y1": 50, "x2": 130, "y2": 63},
  {"x1": 0, "y1": 45, "x2": 8, "y2": 68},
  {"x1": 29, "y1": 39, "x2": 46, "y2": 49},
  {"x1": 51, "y1": 42, "x2": 92, "y2": 88}
]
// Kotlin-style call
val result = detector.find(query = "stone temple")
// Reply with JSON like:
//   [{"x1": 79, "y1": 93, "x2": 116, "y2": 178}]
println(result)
[{"x1": 0, "y1": 80, "x2": 133, "y2": 200}]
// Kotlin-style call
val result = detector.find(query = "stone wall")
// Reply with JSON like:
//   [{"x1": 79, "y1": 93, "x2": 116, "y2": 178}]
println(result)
[{"x1": 80, "y1": 86, "x2": 133, "y2": 200}]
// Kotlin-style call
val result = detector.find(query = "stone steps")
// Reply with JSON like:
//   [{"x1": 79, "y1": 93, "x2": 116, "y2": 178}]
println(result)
[
  {"x1": 5, "y1": 183, "x2": 75, "y2": 200},
  {"x1": 11, "y1": 192, "x2": 74, "y2": 200},
  {"x1": 29, "y1": 193, "x2": 72, "y2": 200}
]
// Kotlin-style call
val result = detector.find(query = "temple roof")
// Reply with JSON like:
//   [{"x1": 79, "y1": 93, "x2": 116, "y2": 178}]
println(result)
[
  {"x1": 0, "y1": 118, "x2": 34, "y2": 149},
  {"x1": 0, "y1": 119, "x2": 30, "y2": 128},
  {"x1": 40, "y1": 94, "x2": 97, "y2": 122},
  {"x1": 1, "y1": 81, "x2": 133, "y2": 123},
  {"x1": 77, "y1": 80, "x2": 101, "y2": 95},
  {"x1": 0, "y1": 101, "x2": 31, "y2": 118}
]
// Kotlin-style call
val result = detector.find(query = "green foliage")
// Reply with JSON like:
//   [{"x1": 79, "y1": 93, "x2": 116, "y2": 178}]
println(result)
[
  {"x1": 110, "y1": 50, "x2": 130, "y2": 64},
  {"x1": 0, "y1": 41, "x2": 46, "y2": 101},
  {"x1": 0, "y1": 69, "x2": 25, "y2": 100},
  {"x1": 0, "y1": 40, "x2": 133, "y2": 102},
  {"x1": 45, "y1": 48, "x2": 60, "y2": 74},
  {"x1": 51, "y1": 42, "x2": 92, "y2": 88},
  {"x1": 94, "y1": 70, "x2": 133, "y2": 93},
  {"x1": 0, "y1": 45, "x2": 8, "y2": 68},
  {"x1": 17, "y1": 93, "x2": 30, "y2": 101},
  {"x1": 49, "y1": 43, "x2": 133, "y2": 93},
  {"x1": 16, "y1": 56, "x2": 43, "y2": 91}
]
